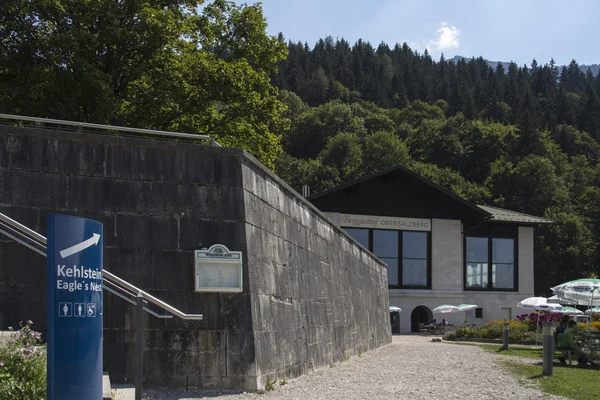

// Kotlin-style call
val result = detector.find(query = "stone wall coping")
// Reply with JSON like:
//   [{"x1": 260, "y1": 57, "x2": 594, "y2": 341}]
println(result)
[{"x1": 0, "y1": 124, "x2": 244, "y2": 158}]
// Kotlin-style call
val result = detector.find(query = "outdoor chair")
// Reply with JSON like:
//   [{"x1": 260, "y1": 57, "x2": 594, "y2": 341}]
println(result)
[{"x1": 418, "y1": 323, "x2": 429, "y2": 335}]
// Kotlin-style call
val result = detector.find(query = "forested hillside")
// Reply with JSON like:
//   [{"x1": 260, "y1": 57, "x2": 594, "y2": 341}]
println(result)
[{"x1": 271, "y1": 37, "x2": 600, "y2": 294}]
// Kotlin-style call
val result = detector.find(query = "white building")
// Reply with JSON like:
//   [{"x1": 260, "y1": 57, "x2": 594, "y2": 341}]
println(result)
[{"x1": 309, "y1": 165, "x2": 551, "y2": 333}]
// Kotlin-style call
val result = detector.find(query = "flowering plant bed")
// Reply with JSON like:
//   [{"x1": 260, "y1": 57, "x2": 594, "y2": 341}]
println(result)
[{"x1": 0, "y1": 321, "x2": 46, "y2": 400}]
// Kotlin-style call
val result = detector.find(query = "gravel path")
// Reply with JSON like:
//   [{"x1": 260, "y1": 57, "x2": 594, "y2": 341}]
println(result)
[{"x1": 142, "y1": 336, "x2": 564, "y2": 400}]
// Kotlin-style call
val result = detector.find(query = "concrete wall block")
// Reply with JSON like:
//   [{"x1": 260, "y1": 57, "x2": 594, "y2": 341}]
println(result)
[
  {"x1": 248, "y1": 171, "x2": 266, "y2": 202},
  {"x1": 0, "y1": 206, "x2": 39, "y2": 243},
  {"x1": 151, "y1": 249, "x2": 195, "y2": 291},
  {"x1": 256, "y1": 294, "x2": 273, "y2": 331},
  {"x1": 150, "y1": 183, "x2": 219, "y2": 219},
  {"x1": 219, "y1": 293, "x2": 254, "y2": 332},
  {"x1": 275, "y1": 329, "x2": 298, "y2": 371},
  {"x1": 67, "y1": 176, "x2": 152, "y2": 214},
  {"x1": 181, "y1": 150, "x2": 243, "y2": 188},
  {"x1": 106, "y1": 144, "x2": 180, "y2": 182},
  {"x1": 289, "y1": 219, "x2": 304, "y2": 248},
  {"x1": 226, "y1": 330, "x2": 256, "y2": 376},
  {"x1": 273, "y1": 264, "x2": 297, "y2": 300},
  {"x1": 218, "y1": 187, "x2": 245, "y2": 221},
  {"x1": 56, "y1": 140, "x2": 107, "y2": 176},
  {"x1": 253, "y1": 330, "x2": 276, "y2": 376},
  {"x1": 3, "y1": 134, "x2": 56, "y2": 172},
  {"x1": 248, "y1": 255, "x2": 275, "y2": 295},
  {"x1": 263, "y1": 179, "x2": 283, "y2": 211},
  {"x1": 0, "y1": 134, "x2": 12, "y2": 168},
  {"x1": 0, "y1": 242, "x2": 46, "y2": 286},
  {"x1": 104, "y1": 247, "x2": 156, "y2": 288},
  {"x1": 0, "y1": 170, "x2": 67, "y2": 209},
  {"x1": 242, "y1": 192, "x2": 256, "y2": 225},
  {"x1": 115, "y1": 214, "x2": 178, "y2": 250},
  {"x1": 178, "y1": 219, "x2": 244, "y2": 252}
]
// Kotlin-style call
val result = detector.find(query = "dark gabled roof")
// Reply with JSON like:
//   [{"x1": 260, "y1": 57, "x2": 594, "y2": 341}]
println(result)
[
  {"x1": 309, "y1": 164, "x2": 492, "y2": 219},
  {"x1": 309, "y1": 164, "x2": 551, "y2": 226},
  {"x1": 477, "y1": 205, "x2": 553, "y2": 225}
]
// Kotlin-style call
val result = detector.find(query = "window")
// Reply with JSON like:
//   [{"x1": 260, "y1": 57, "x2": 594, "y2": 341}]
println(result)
[
  {"x1": 465, "y1": 225, "x2": 517, "y2": 291},
  {"x1": 492, "y1": 238, "x2": 515, "y2": 289},
  {"x1": 475, "y1": 308, "x2": 483, "y2": 318},
  {"x1": 402, "y1": 232, "x2": 428, "y2": 286},
  {"x1": 344, "y1": 227, "x2": 430, "y2": 289},
  {"x1": 466, "y1": 237, "x2": 488, "y2": 288},
  {"x1": 373, "y1": 230, "x2": 399, "y2": 286}
]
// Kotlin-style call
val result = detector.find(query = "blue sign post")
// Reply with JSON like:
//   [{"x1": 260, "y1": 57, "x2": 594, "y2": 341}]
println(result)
[{"x1": 47, "y1": 214, "x2": 103, "y2": 400}]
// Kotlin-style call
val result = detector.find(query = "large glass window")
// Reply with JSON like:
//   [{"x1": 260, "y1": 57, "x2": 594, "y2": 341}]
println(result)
[
  {"x1": 466, "y1": 235, "x2": 516, "y2": 291},
  {"x1": 373, "y1": 230, "x2": 399, "y2": 286},
  {"x1": 344, "y1": 227, "x2": 429, "y2": 288},
  {"x1": 402, "y1": 232, "x2": 428, "y2": 286},
  {"x1": 492, "y1": 238, "x2": 515, "y2": 289},
  {"x1": 466, "y1": 237, "x2": 488, "y2": 289}
]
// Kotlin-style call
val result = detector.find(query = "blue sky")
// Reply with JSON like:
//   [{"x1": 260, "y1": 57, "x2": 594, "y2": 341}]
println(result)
[{"x1": 236, "y1": 0, "x2": 598, "y2": 66}]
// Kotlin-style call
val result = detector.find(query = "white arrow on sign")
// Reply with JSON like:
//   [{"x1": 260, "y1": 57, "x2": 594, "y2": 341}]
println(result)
[{"x1": 60, "y1": 233, "x2": 101, "y2": 259}]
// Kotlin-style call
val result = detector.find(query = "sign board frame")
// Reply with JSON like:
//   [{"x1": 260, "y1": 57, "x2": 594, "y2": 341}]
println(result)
[{"x1": 194, "y1": 244, "x2": 243, "y2": 293}]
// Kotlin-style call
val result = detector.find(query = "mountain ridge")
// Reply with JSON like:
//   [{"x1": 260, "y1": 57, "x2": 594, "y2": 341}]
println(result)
[{"x1": 449, "y1": 55, "x2": 600, "y2": 76}]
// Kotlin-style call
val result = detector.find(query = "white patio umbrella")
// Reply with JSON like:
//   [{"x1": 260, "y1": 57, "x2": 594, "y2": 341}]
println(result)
[
  {"x1": 433, "y1": 304, "x2": 460, "y2": 314},
  {"x1": 585, "y1": 307, "x2": 600, "y2": 315},
  {"x1": 456, "y1": 304, "x2": 478, "y2": 312},
  {"x1": 561, "y1": 306, "x2": 584, "y2": 315},
  {"x1": 547, "y1": 295, "x2": 577, "y2": 305},
  {"x1": 517, "y1": 297, "x2": 563, "y2": 312},
  {"x1": 517, "y1": 297, "x2": 562, "y2": 347},
  {"x1": 389, "y1": 306, "x2": 402, "y2": 313},
  {"x1": 551, "y1": 279, "x2": 600, "y2": 306}
]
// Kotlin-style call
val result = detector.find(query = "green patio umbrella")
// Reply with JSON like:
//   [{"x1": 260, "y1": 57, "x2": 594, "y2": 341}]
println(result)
[{"x1": 561, "y1": 306, "x2": 584, "y2": 315}]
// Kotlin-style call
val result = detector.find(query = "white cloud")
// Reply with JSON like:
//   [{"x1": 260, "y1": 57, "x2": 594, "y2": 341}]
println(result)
[{"x1": 426, "y1": 22, "x2": 460, "y2": 51}]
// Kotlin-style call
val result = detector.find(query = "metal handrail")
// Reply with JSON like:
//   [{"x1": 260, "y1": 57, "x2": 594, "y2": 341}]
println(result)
[
  {"x1": 0, "y1": 113, "x2": 221, "y2": 147},
  {"x1": 0, "y1": 223, "x2": 46, "y2": 257},
  {"x1": 0, "y1": 212, "x2": 47, "y2": 245},
  {"x1": 104, "y1": 286, "x2": 172, "y2": 319},
  {"x1": 0, "y1": 211, "x2": 203, "y2": 321}
]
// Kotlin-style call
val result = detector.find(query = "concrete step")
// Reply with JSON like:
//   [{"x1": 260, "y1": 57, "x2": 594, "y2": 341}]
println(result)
[
  {"x1": 112, "y1": 384, "x2": 135, "y2": 400},
  {"x1": 103, "y1": 371, "x2": 112, "y2": 400}
]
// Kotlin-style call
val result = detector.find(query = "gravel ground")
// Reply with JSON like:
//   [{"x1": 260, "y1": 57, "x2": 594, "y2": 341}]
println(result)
[{"x1": 142, "y1": 336, "x2": 564, "y2": 400}]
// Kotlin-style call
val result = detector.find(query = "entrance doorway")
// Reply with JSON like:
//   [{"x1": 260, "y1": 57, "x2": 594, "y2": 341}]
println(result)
[{"x1": 411, "y1": 305, "x2": 433, "y2": 333}]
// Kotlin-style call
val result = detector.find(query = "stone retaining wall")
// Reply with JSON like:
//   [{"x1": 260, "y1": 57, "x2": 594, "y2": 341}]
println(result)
[{"x1": 0, "y1": 125, "x2": 390, "y2": 390}]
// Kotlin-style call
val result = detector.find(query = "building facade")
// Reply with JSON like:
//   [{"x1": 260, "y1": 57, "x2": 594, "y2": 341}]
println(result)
[{"x1": 310, "y1": 166, "x2": 551, "y2": 333}]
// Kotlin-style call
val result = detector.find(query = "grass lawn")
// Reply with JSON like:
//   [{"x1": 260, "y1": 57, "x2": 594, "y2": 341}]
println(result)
[
  {"x1": 501, "y1": 359, "x2": 600, "y2": 400},
  {"x1": 478, "y1": 344, "x2": 543, "y2": 359},
  {"x1": 446, "y1": 342, "x2": 544, "y2": 359},
  {"x1": 448, "y1": 342, "x2": 600, "y2": 399}
]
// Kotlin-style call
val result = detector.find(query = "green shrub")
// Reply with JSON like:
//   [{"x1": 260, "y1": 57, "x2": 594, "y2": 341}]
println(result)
[
  {"x1": 447, "y1": 319, "x2": 532, "y2": 342},
  {"x1": 0, "y1": 321, "x2": 46, "y2": 400},
  {"x1": 443, "y1": 332, "x2": 457, "y2": 340}
]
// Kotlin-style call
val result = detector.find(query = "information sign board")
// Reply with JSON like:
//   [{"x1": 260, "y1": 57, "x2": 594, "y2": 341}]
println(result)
[
  {"x1": 46, "y1": 214, "x2": 103, "y2": 400},
  {"x1": 195, "y1": 245, "x2": 243, "y2": 293}
]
